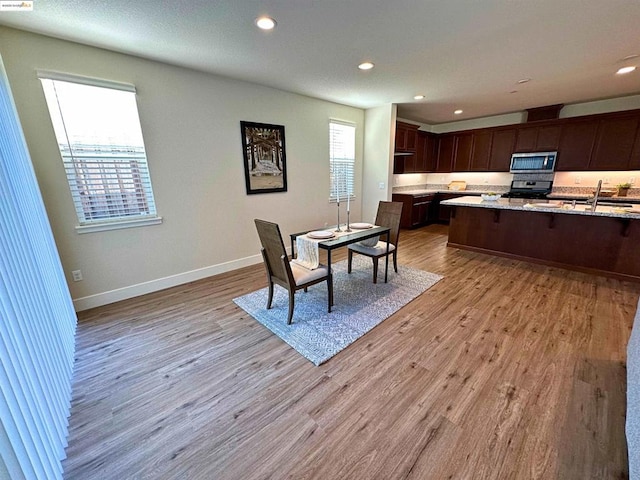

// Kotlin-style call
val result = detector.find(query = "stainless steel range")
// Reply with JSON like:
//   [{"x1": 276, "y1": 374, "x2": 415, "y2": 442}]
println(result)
[{"x1": 503, "y1": 179, "x2": 553, "y2": 199}]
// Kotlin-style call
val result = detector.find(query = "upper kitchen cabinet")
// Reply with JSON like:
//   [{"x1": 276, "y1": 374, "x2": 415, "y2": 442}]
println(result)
[
  {"x1": 436, "y1": 134, "x2": 455, "y2": 172},
  {"x1": 414, "y1": 131, "x2": 438, "y2": 173},
  {"x1": 488, "y1": 128, "x2": 516, "y2": 171},
  {"x1": 469, "y1": 130, "x2": 492, "y2": 171},
  {"x1": 452, "y1": 133, "x2": 473, "y2": 171},
  {"x1": 395, "y1": 121, "x2": 419, "y2": 152},
  {"x1": 556, "y1": 119, "x2": 598, "y2": 171},
  {"x1": 514, "y1": 124, "x2": 561, "y2": 152},
  {"x1": 589, "y1": 114, "x2": 640, "y2": 171}
]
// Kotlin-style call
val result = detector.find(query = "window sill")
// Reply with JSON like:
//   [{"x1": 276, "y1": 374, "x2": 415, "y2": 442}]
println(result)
[{"x1": 75, "y1": 216, "x2": 163, "y2": 234}]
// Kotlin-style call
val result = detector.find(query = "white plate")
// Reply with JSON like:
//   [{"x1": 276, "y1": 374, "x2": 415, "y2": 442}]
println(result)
[
  {"x1": 307, "y1": 230, "x2": 335, "y2": 239},
  {"x1": 351, "y1": 222, "x2": 373, "y2": 229}
]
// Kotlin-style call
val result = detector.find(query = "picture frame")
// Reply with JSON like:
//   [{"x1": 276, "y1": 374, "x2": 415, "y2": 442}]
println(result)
[{"x1": 240, "y1": 121, "x2": 287, "y2": 194}]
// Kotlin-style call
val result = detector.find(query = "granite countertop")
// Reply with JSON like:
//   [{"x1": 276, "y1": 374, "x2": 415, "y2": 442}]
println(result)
[
  {"x1": 440, "y1": 195, "x2": 640, "y2": 219},
  {"x1": 393, "y1": 189, "x2": 485, "y2": 196}
]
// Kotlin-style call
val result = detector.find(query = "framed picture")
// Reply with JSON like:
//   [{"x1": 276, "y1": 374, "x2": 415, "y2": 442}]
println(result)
[{"x1": 240, "y1": 121, "x2": 287, "y2": 194}]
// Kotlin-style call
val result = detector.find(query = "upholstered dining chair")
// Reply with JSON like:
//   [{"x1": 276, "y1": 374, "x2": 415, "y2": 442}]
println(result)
[
  {"x1": 254, "y1": 219, "x2": 332, "y2": 324},
  {"x1": 347, "y1": 201, "x2": 403, "y2": 283}
]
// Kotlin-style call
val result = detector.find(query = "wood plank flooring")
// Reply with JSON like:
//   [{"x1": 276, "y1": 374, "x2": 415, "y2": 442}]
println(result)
[{"x1": 62, "y1": 225, "x2": 640, "y2": 479}]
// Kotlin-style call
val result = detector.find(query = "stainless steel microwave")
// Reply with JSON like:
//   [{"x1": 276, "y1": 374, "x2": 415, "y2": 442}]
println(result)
[{"x1": 509, "y1": 151, "x2": 557, "y2": 173}]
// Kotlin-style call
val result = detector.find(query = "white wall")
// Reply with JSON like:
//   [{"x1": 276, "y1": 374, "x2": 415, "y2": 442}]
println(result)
[
  {"x1": 363, "y1": 104, "x2": 395, "y2": 222},
  {"x1": 0, "y1": 27, "x2": 365, "y2": 310}
]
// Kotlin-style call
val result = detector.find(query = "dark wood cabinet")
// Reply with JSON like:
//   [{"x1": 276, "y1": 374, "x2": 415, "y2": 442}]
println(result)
[
  {"x1": 396, "y1": 108, "x2": 640, "y2": 175},
  {"x1": 436, "y1": 134, "x2": 455, "y2": 172},
  {"x1": 515, "y1": 124, "x2": 561, "y2": 152},
  {"x1": 514, "y1": 126, "x2": 538, "y2": 152},
  {"x1": 395, "y1": 121, "x2": 419, "y2": 152},
  {"x1": 412, "y1": 131, "x2": 438, "y2": 173},
  {"x1": 590, "y1": 116, "x2": 640, "y2": 170},
  {"x1": 488, "y1": 128, "x2": 516, "y2": 171},
  {"x1": 392, "y1": 193, "x2": 434, "y2": 228},
  {"x1": 453, "y1": 133, "x2": 473, "y2": 171},
  {"x1": 556, "y1": 119, "x2": 598, "y2": 171},
  {"x1": 470, "y1": 130, "x2": 492, "y2": 171}
]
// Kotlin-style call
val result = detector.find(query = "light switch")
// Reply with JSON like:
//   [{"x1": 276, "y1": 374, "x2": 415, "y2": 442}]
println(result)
[{"x1": 378, "y1": 182, "x2": 385, "y2": 189}]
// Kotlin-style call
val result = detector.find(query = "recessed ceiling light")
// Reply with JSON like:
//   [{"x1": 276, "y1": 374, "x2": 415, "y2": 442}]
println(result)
[
  {"x1": 517, "y1": 78, "x2": 531, "y2": 84},
  {"x1": 616, "y1": 66, "x2": 636, "y2": 75},
  {"x1": 454, "y1": 109, "x2": 463, "y2": 115},
  {"x1": 413, "y1": 95, "x2": 425, "y2": 100},
  {"x1": 255, "y1": 16, "x2": 276, "y2": 30},
  {"x1": 620, "y1": 54, "x2": 639, "y2": 62},
  {"x1": 358, "y1": 62, "x2": 375, "y2": 70}
]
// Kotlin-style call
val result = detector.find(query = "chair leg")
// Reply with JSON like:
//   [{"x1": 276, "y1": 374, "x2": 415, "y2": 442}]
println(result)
[
  {"x1": 393, "y1": 251, "x2": 398, "y2": 273},
  {"x1": 266, "y1": 280, "x2": 274, "y2": 309},
  {"x1": 347, "y1": 249, "x2": 353, "y2": 274},
  {"x1": 372, "y1": 258, "x2": 379, "y2": 284},
  {"x1": 287, "y1": 290, "x2": 295, "y2": 325}
]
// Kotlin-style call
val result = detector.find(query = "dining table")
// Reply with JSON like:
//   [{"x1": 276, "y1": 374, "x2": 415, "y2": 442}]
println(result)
[{"x1": 289, "y1": 224, "x2": 391, "y2": 311}]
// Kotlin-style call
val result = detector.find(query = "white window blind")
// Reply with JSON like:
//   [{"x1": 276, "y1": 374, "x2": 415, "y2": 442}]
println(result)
[
  {"x1": 39, "y1": 75, "x2": 158, "y2": 227},
  {"x1": 1, "y1": 57, "x2": 77, "y2": 480},
  {"x1": 329, "y1": 120, "x2": 355, "y2": 202}
]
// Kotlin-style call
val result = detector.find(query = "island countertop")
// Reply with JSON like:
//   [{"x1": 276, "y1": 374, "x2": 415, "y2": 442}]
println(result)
[{"x1": 440, "y1": 195, "x2": 640, "y2": 219}]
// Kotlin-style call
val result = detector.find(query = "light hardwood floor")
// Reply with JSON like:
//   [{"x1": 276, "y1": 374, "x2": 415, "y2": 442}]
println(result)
[{"x1": 63, "y1": 225, "x2": 640, "y2": 479}]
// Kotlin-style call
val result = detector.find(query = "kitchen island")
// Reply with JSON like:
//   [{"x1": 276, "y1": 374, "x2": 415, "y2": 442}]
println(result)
[{"x1": 441, "y1": 196, "x2": 640, "y2": 281}]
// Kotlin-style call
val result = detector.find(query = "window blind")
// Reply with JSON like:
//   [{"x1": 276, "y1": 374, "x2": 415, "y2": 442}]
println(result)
[
  {"x1": 329, "y1": 120, "x2": 356, "y2": 202},
  {"x1": 39, "y1": 75, "x2": 157, "y2": 226},
  {"x1": 1, "y1": 58, "x2": 77, "y2": 479}
]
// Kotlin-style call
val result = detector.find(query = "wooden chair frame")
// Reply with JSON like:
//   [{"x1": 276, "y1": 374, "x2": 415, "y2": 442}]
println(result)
[{"x1": 255, "y1": 219, "x2": 331, "y2": 324}]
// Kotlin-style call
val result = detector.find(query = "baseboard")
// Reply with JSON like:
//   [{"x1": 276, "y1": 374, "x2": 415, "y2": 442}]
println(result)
[{"x1": 72, "y1": 253, "x2": 265, "y2": 312}]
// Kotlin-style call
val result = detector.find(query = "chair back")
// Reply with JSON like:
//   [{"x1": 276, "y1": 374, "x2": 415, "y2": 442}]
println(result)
[
  {"x1": 375, "y1": 201, "x2": 403, "y2": 246},
  {"x1": 254, "y1": 219, "x2": 290, "y2": 284}
]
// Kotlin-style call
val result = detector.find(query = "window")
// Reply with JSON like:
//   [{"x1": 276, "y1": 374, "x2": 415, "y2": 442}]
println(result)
[
  {"x1": 329, "y1": 120, "x2": 355, "y2": 202},
  {"x1": 39, "y1": 73, "x2": 159, "y2": 232}
]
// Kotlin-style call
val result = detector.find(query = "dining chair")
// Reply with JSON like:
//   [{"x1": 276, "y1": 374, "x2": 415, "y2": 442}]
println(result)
[
  {"x1": 347, "y1": 201, "x2": 403, "y2": 283},
  {"x1": 254, "y1": 219, "x2": 332, "y2": 324}
]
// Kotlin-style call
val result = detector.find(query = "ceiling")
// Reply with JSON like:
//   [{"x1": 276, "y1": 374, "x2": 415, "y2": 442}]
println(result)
[{"x1": 1, "y1": 0, "x2": 639, "y2": 124}]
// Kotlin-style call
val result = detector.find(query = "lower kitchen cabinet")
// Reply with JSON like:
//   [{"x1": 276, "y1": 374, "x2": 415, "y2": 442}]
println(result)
[
  {"x1": 392, "y1": 193, "x2": 434, "y2": 228},
  {"x1": 434, "y1": 193, "x2": 468, "y2": 224}
]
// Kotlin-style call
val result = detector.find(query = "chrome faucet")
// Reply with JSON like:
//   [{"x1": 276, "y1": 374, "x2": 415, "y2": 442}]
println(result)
[{"x1": 590, "y1": 179, "x2": 603, "y2": 211}]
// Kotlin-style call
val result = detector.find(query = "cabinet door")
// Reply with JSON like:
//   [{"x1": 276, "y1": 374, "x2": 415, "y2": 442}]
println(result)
[
  {"x1": 556, "y1": 119, "x2": 597, "y2": 171},
  {"x1": 414, "y1": 131, "x2": 427, "y2": 172},
  {"x1": 488, "y1": 128, "x2": 516, "y2": 171},
  {"x1": 630, "y1": 126, "x2": 640, "y2": 170},
  {"x1": 405, "y1": 126, "x2": 418, "y2": 151},
  {"x1": 590, "y1": 116, "x2": 640, "y2": 170},
  {"x1": 536, "y1": 125, "x2": 561, "y2": 151},
  {"x1": 395, "y1": 123, "x2": 408, "y2": 150},
  {"x1": 470, "y1": 130, "x2": 492, "y2": 171},
  {"x1": 424, "y1": 133, "x2": 438, "y2": 172},
  {"x1": 514, "y1": 126, "x2": 538, "y2": 152},
  {"x1": 453, "y1": 133, "x2": 473, "y2": 171},
  {"x1": 436, "y1": 135, "x2": 455, "y2": 172}
]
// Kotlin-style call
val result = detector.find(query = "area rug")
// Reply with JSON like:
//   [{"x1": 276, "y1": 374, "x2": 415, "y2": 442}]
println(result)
[{"x1": 233, "y1": 257, "x2": 443, "y2": 365}]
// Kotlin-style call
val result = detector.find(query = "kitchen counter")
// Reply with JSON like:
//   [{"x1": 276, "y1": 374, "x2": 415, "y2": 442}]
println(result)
[
  {"x1": 441, "y1": 195, "x2": 640, "y2": 219},
  {"x1": 442, "y1": 196, "x2": 640, "y2": 282}
]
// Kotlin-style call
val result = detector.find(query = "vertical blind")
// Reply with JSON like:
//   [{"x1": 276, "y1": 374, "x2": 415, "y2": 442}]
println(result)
[
  {"x1": 39, "y1": 75, "x2": 157, "y2": 225},
  {"x1": 329, "y1": 120, "x2": 356, "y2": 202},
  {"x1": 0, "y1": 60, "x2": 77, "y2": 479}
]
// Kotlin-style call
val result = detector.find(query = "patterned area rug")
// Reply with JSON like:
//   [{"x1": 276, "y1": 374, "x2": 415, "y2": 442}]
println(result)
[{"x1": 233, "y1": 257, "x2": 443, "y2": 365}]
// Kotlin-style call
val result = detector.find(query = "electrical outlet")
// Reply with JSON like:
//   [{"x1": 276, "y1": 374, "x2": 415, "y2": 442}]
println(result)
[
  {"x1": 604, "y1": 177, "x2": 610, "y2": 184},
  {"x1": 575, "y1": 176, "x2": 581, "y2": 184},
  {"x1": 630, "y1": 177, "x2": 636, "y2": 185},
  {"x1": 483, "y1": 177, "x2": 488, "y2": 184},
  {"x1": 71, "y1": 270, "x2": 83, "y2": 282}
]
